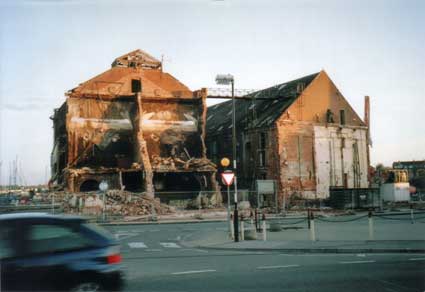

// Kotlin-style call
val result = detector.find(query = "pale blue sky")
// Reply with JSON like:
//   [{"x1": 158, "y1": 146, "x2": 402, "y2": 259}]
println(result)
[{"x1": 0, "y1": 0, "x2": 424, "y2": 185}]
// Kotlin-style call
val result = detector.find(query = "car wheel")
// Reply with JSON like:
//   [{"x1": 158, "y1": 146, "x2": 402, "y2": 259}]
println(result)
[{"x1": 70, "y1": 282, "x2": 102, "y2": 292}]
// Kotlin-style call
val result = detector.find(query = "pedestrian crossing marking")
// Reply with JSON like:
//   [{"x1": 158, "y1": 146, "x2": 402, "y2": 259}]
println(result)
[
  {"x1": 160, "y1": 242, "x2": 181, "y2": 248},
  {"x1": 128, "y1": 242, "x2": 147, "y2": 248}
]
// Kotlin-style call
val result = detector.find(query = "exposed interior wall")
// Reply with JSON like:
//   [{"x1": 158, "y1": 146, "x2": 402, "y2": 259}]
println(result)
[
  {"x1": 66, "y1": 98, "x2": 135, "y2": 169},
  {"x1": 140, "y1": 99, "x2": 204, "y2": 164}
]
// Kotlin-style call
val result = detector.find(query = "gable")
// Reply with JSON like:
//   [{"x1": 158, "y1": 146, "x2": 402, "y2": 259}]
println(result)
[{"x1": 281, "y1": 71, "x2": 365, "y2": 127}]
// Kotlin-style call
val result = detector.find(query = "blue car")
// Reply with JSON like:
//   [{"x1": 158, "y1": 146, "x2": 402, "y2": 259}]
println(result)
[{"x1": 0, "y1": 213, "x2": 124, "y2": 292}]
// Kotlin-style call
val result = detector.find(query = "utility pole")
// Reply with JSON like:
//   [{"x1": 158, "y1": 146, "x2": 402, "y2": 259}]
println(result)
[
  {"x1": 231, "y1": 79, "x2": 239, "y2": 242},
  {"x1": 216, "y1": 74, "x2": 238, "y2": 242}
]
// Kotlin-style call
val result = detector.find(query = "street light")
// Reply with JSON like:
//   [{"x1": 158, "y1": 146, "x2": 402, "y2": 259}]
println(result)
[{"x1": 215, "y1": 73, "x2": 239, "y2": 242}]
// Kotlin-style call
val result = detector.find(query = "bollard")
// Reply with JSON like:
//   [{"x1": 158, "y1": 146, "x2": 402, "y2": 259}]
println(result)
[
  {"x1": 262, "y1": 213, "x2": 267, "y2": 241},
  {"x1": 310, "y1": 211, "x2": 316, "y2": 241},
  {"x1": 230, "y1": 214, "x2": 234, "y2": 239},
  {"x1": 307, "y1": 208, "x2": 311, "y2": 229},
  {"x1": 410, "y1": 204, "x2": 415, "y2": 224},
  {"x1": 241, "y1": 220, "x2": 245, "y2": 241},
  {"x1": 102, "y1": 192, "x2": 106, "y2": 222},
  {"x1": 368, "y1": 210, "x2": 374, "y2": 240},
  {"x1": 51, "y1": 194, "x2": 54, "y2": 214},
  {"x1": 255, "y1": 208, "x2": 258, "y2": 231}
]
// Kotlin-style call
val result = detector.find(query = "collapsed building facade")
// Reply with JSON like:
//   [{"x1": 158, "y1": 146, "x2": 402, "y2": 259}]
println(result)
[
  {"x1": 206, "y1": 70, "x2": 371, "y2": 205},
  {"x1": 51, "y1": 50, "x2": 219, "y2": 202}
]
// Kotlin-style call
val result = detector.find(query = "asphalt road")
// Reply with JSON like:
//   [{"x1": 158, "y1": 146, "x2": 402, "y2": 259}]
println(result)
[{"x1": 104, "y1": 222, "x2": 425, "y2": 292}]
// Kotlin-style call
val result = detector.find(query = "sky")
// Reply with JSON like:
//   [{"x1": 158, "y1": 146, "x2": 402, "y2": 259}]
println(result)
[{"x1": 0, "y1": 0, "x2": 424, "y2": 185}]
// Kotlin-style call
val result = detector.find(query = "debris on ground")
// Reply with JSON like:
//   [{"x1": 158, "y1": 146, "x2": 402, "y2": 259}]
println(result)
[{"x1": 41, "y1": 190, "x2": 175, "y2": 216}]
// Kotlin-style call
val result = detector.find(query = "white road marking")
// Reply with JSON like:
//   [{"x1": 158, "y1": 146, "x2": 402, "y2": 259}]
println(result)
[
  {"x1": 408, "y1": 257, "x2": 425, "y2": 261},
  {"x1": 160, "y1": 242, "x2": 181, "y2": 248},
  {"x1": 114, "y1": 232, "x2": 140, "y2": 241},
  {"x1": 193, "y1": 249, "x2": 209, "y2": 253},
  {"x1": 149, "y1": 229, "x2": 160, "y2": 232},
  {"x1": 128, "y1": 242, "x2": 147, "y2": 248},
  {"x1": 145, "y1": 249, "x2": 162, "y2": 252},
  {"x1": 171, "y1": 269, "x2": 216, "y2": 275},
  {"x1": 179, "y1": 248, "x2": 209, "y2": 253},
  {"x1": 257, "y1": 265, "x2": 300, "y2": 270},
  {"x1": 339, "y1": 260, "x2": 376, "y2": 264},
  {"x1": 356, "y1": 254, "x2": 366, "y2": 257}
]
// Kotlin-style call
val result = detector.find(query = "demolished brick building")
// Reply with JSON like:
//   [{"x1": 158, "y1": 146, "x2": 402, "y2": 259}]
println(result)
[
  {"x1": 206, "y1": 71, "x2": 371, "y2": 206},
  {"x1": 50, "y1": 50, "x2": 219, "y2": 202}
]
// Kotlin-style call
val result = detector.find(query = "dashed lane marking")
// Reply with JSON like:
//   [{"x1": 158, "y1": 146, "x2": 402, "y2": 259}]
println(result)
[
  {"x1": 257, "y1": 265, "x2": 300, "y2": 270},
  {"x1": 408, "y1": 258, "x2": 425, "y2": 261},
  {"x1": 180, "y1": 248, "x2": 209, "y2": 253},
  {"x1": 128, "y1": 242, "x2": 147, "y2": 248},
  {"x1": 171, "y1": 269, "x2": 216, "y2": 275},
  {"x1": 339, "y1": 260, "x2": 376, "y2": 264},
  {"x1": 160, "y1": 242, "x2": 181, "y2": 248}
]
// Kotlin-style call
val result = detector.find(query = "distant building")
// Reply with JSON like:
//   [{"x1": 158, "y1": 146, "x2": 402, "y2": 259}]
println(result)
[
  {"x1": 206, "y1": 70, "x2": 370, "y2": 205},
  {"x1": 393, "y1": 160, "x2": 425, "y2": 180},
  {"x1": 393, "y1": 160, "x2": 425, "y2": 191}
]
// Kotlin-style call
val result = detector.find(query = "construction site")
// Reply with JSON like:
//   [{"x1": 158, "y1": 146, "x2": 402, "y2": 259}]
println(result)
[{"x1": 1, "y1": 49, "x2": 423, "y2": 218}]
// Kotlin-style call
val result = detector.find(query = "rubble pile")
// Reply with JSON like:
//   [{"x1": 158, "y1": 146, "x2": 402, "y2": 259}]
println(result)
[
  {"x1": 104, "y1": 190, "x2": 175, "y2": 216},
  {"x1": 42, "y1": 190, "x2": 174, "y2": 216}
]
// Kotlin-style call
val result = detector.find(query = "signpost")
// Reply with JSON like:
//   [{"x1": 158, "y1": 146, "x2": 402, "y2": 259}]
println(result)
[
  {"x1": 221, "y1": 169, "x2": 238, "y2": 242},
  {"x1": 99, "y1": 180, "x2": 109, "y2": 222},
  {"x1": 221, "y1": 170, "x2": 234, "y2": 238}
]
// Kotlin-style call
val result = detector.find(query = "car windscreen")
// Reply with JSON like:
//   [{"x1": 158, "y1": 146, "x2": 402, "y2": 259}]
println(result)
[
  {"x1": 26, "y1": 222, "x2": 99, "y2": 254},
  {"x1": 79, "y1": 222, "x2": 116, "y2": 246}
]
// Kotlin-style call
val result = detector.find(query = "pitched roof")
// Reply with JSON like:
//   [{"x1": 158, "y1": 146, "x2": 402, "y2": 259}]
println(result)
[
  {"x1": 67, "y1": 50, "x2": 192, "y2": 99},
  {"x1": 206, "y1": 72, "x2": 319, "y2": 134}
]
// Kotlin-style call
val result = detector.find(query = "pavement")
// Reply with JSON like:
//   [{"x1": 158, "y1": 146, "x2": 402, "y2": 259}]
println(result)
[{"x1": 180, "y1": 213, "x2": 425, "y2": 254}]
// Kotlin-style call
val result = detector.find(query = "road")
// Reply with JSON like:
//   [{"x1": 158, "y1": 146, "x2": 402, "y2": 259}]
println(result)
[{"x1": 104, "y1": 222, "x2": 425, "y2": 292}]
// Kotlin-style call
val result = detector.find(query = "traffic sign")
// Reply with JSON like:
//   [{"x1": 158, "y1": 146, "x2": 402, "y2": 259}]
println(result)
[
  {"x1": 99, "y1": 180, "x2": 109, "y2": 192},
  {"x1": 221, "y1": 171, "x2": 235, "y2": 186}
]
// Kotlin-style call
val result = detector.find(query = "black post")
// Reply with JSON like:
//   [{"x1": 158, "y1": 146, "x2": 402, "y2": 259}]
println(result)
[
  {"x1": 307, "y1": 208, "x2": 311, "y2": 229},
  {"x1": 234, "y1": 203, "x2": 239, "y2": 242},
  {"x1": 254, "y1": 208, "x2": 258, "y2": 231},
  {"x1": 230, "y1": 79, "x2": 239, "y2": 242}
]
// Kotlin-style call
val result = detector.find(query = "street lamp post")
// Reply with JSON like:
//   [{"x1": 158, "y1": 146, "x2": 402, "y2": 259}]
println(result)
[{"x1": 216, "y1": 74, "x2": 239, "y2": 242}]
